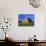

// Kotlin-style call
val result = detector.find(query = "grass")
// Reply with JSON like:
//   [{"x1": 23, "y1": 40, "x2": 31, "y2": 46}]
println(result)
[{"x1": 18, "y1": 22, "x2": 34, "y2": 26}]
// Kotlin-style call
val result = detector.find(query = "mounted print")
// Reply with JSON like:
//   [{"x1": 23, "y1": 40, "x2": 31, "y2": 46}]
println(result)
[{"x1": 18, "y1": 14, "x2": 35, "y2": 26}]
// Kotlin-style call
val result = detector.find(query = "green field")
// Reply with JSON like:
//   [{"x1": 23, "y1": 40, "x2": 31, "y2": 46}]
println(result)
[{"x1": 18, "y1": 20, "x2": 34, "y2": 26}]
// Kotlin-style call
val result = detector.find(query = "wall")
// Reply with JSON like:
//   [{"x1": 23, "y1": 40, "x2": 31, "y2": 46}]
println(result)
[{"x1": 0, "y1": 0, "x2": 46, "y2": 40}]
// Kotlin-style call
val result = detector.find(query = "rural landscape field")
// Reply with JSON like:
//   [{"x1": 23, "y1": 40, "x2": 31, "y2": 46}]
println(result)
[{"x1": 18, "y1": 14, "x2": 34, "y2": 26}]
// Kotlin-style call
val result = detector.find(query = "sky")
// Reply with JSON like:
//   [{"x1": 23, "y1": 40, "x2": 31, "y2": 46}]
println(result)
[{"x1": 18, "y1": 14, "x2": 34, "y2": 21}]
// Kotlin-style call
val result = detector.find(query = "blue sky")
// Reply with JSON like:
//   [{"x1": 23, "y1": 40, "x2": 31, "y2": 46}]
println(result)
[{"x1": 18, "y1": 14, "x2": 34, "y2": 21}]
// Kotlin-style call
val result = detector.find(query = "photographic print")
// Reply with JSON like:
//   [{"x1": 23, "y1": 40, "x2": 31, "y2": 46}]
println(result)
[{"x1": 18, "y1": 14, "x2": 34, "y2": 26}]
